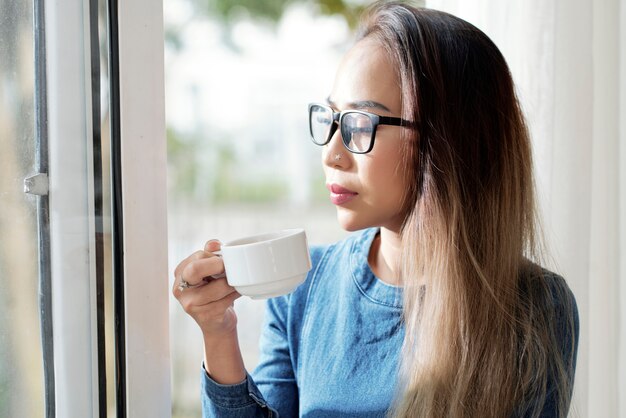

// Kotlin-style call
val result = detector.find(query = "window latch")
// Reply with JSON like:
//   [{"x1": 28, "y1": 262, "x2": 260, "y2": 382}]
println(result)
[{"x1": 24, "y1": 173, "x2": 49, "y2": 196}]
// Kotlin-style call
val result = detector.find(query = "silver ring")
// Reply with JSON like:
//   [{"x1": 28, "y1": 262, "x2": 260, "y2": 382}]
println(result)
[
  {"x1": 178, "y1": 276, "x2": 191, "y2": 291},
  {"x1": 178, "y1": 275, "x2": 212, "y2": 291},
  {"x1": 334, "y1": 153, "x2": 342, "y2": 161}
]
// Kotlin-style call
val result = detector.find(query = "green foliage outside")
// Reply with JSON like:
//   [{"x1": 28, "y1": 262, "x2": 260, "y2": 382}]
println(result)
[
  {"x1": 196, "y1": 0, "x2": 425, "y2": 27},
  {"x1": 167, "y1": 127, "x2": 200, "y2": 198},
  {"x1": 165, "y1": 0, "x2": 374, "y2": 52},
  {"x1": 197, "y1": 0, "x2": 367, "y2": 27},
  {"x1": 209, "y1": 142, "x2": 289, "y2": 204},
  {"x1": 168, "y1": 127, "x2": 293, "y2": 204}
]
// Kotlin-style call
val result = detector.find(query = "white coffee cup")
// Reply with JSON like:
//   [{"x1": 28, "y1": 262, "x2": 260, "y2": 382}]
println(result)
[{"x1": 218, "y1": 228, "x2": 311, "y2": 299}]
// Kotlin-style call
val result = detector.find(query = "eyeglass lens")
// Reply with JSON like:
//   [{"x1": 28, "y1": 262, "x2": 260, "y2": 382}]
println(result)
[
  {"x1": 309, "y1": 105, "x2": 374, "y2": 153},
  {"x1": 309, "y1": 105, "x2": 334, "y2": 145},
  {"x1": 341, "y1": 112, "x2": 373, "y2": 153}
]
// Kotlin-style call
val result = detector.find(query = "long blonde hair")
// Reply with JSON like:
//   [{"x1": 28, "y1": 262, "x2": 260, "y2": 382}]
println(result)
[{"x1": 357, "y1": 3, "x2": 578, "y2": 417}]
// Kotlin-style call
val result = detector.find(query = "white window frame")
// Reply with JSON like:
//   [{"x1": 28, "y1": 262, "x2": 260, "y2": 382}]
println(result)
[
  {"x1": 117, "y1": 0, "x2": 170, "y2": 415},
  {"x1": 46, "y1": 0, "x2": 170, "y2": 416}
]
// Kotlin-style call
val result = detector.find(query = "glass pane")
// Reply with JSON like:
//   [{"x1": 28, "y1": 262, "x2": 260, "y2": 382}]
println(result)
[
  {"x1": 0, "y1": 1, "x2": 45, "y2": 416},
  {"x1": 164, "y1": 2, "x2": 356, "y2": 416}
]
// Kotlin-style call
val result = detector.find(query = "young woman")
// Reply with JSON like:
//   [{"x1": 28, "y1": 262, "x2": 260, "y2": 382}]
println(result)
[{"x1": 173, "y1": 3, "x2": 579, "y2": 417}]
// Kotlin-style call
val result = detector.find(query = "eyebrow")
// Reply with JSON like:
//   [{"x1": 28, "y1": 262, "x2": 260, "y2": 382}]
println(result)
[{"x1": 326, "y1": 96, "x2": 391, "y2": 112}]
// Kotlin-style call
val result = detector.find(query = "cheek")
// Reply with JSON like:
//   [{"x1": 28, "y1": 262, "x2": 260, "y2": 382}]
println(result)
[{"x1": 362, "y1": 156, "x2": 406, "y2": 202}]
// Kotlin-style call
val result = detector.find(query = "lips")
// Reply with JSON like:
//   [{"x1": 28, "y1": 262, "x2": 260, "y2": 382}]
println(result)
[{"x1": 326, "y1": 183, "x2": 358, "y2": 205}]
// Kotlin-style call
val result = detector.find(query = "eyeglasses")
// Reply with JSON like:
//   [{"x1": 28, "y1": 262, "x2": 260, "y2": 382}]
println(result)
[{"x1": 308, "y1": 102, "x2": 413, "y2": 154}]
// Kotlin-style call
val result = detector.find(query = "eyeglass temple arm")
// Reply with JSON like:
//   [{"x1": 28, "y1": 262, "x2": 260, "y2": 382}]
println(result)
[{"x1": 378, "y1": 115, "x2": 419, "y2": 129}]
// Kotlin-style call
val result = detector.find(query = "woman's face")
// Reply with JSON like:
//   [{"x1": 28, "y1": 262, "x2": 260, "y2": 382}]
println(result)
[{"x1": 323, "y1": 37, "x2": 408, "y2": 233}]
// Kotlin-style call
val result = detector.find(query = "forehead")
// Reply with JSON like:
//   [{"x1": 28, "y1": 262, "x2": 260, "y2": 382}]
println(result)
[{"x1": 330, "y1": 37, "x2": 401, "y2": 114}]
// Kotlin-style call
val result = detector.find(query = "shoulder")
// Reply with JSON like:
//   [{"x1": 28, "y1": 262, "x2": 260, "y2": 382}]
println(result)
[
  {"x1": 520, "y1": 264, "x2": 580, "y2": 365},
  {"x1": 522, "y1": 266, "x2": 578, "y2": 324}
]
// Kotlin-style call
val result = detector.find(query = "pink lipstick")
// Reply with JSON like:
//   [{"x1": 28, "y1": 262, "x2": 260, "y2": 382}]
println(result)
[{"x1": 327, "y1": 183, "x2": 358, "y2": 205}]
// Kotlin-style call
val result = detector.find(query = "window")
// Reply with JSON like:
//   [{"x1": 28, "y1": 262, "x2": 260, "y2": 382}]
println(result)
[
  {"x1": 1, "y1": 0, "x2": 170, "y2": 416},
  {"x1": 0, "y1": 0, "x2": 45, "y2": 415}
]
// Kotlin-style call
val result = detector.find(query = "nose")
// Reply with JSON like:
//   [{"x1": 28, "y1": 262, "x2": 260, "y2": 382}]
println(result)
[{"x1": 322, "y1": 128, "x2": 350, "y2": 169}]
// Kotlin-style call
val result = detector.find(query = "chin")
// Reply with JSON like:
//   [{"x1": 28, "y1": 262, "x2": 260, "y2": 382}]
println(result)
[
  {"x1": 335, "y1": 209, "x2": 373, "y2": 232},
  {"x1": 335, "y1": 206, "x2": 405, "y2": 234}
]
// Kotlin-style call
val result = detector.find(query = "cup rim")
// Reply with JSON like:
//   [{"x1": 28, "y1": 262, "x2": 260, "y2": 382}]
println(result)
[{"x1": 222, "y1": 228, "x2": 305, "y2": 248}]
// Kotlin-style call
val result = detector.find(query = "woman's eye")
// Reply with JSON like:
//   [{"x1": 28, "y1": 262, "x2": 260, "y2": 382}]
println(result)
[{"x1": 316, "y1": 116, "x2": 332, "y2": 125}]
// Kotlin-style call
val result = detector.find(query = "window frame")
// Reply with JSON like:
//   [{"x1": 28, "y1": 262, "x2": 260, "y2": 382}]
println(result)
[{"x1": 44, "y1": 0, "x2": 170, "y2": 416}]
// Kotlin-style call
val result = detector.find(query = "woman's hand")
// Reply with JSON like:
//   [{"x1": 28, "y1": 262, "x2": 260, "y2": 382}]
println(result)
[
  {"x1": 173, "y1": 240, "x2": 247, "y2": 384},
  {"x1": 172, "y1": 239, "x2": 242, "y2": 337}
]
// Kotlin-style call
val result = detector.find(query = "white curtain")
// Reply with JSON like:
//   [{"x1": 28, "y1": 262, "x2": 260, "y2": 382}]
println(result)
[{"x1": 425, "y1": 1, "x2": 625, "y2": 417}]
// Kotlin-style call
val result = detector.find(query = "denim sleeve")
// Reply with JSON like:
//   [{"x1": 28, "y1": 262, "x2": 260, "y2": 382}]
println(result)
[
  {"x1": 247, "y1": 246, "x2": 330, "y2": 416},
  {"x1": 201, "y1": 365, "x2": 278, "y2": 417},
  {"x1": 200, "y1": 284, "x2": 301, "y2": 418},
  {"x1": 249, "y1": 293, "x2": 300, "y2": 417},
  {"x1": 201, "y1": 245, "x2": 323, "y2": 418}
]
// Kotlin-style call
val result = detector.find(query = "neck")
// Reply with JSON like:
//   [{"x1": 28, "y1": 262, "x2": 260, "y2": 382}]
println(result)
[{"x1": 368, "y1": 227, "x2": 403, "y2": 286}]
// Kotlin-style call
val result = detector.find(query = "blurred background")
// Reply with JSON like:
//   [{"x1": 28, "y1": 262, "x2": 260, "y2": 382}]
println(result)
[{"x1": 163, "y1": 1, "x2": 367, "y2": 417}]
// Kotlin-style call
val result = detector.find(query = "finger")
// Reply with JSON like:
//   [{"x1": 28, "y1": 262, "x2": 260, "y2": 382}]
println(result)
[
  {"x1": 180, "y1": 256, "x2": 225, "y2": 287},
  {"x1": 177, "y1": 277, "x2": 235, "y2": 308},
  {"x1": 172, "y1": 256, "x2": 225, "y2": 300},
  {"x1": 174, "y1": 249, "x2": 209, "y2": 280},
  {"x1": 205, "y1": 241, "x2": 225, "y2": 278},
  {"x1": 191, "y1": 277, "x2": 237, "y2": 306},
  {"x1": 173, "y1": 249, "x2": 217, "y2": 297},
  {"x1": 204, "y1": 239, "x2": 222, "y2": 253},
  {"x1": 191, "y1": 288, "x2": 242, "y2": 317},
  {"x1": 178, "y1": 279, "x2": 239, "y2": 312}
]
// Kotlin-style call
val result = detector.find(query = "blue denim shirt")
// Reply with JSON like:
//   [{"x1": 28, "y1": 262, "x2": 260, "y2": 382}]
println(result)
[{"x1": 201, "y1": 228, "x2": 579, "y2": 417}]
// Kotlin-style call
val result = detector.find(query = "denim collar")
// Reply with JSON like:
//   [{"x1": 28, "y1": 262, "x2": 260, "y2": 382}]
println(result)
[{"x1": 349, "y1": 227, "x2": 404, "y2": 309}]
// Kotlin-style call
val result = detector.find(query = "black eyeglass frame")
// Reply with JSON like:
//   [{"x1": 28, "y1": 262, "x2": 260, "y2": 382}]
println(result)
[{"x1": 308, "y1": 102, "x2": 415, "y2": 154}]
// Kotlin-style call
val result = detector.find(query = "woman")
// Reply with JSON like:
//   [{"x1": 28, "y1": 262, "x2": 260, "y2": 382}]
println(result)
[{"x1": 173, "y1": 2, "x2": 579, "y2": 417}]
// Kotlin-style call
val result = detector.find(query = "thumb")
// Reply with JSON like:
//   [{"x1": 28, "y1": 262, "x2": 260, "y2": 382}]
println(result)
[{"x1": 204, "y1": 239, "x2": 221, "y2": 253}]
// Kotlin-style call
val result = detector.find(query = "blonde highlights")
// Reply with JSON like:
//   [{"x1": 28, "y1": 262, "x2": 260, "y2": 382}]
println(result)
[{"x1": 358, "y1": 3, "x2": 578, "y2": 417}]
